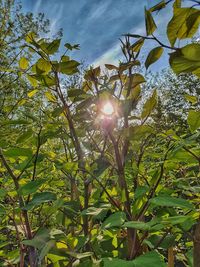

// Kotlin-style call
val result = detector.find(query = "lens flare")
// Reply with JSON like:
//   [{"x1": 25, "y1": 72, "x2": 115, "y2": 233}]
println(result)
[{"x1": 101, "y1": 102, "x2": 114, "y2": 115}]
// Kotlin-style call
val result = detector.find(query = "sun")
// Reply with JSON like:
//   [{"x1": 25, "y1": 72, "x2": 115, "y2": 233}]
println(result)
[{"x1": 101, "y1": 102, "x2": 114, "y2": 116}]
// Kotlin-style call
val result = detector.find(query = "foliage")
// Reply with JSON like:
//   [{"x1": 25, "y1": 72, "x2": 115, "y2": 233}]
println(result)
[{"x1": 0, "y1": 0, "x2": 200, "y2": 267}]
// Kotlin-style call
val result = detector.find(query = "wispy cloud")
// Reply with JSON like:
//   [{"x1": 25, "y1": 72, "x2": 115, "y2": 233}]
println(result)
[
  {"x1": 92, "y1": 6, "x2": 171, "y2": 69},
  {"x1": 92, "y1": 42, "x2": 121, "y2": 67},
  {"x1": 22, "y1": 0, "x2": 170, "y2": 70},
  {"x1": 88, "y1": 0, "x2": 112, "y2": 21},
  {"x1": 48, "y1": 3, "x2": 64, "y2": 38},
  {"x1": 33, "y1": 0, "x2": 42, "y2": 14}
]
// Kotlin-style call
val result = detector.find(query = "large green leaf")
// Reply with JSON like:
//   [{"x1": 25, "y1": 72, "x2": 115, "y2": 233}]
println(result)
[
  {"x1": 167, "y1": 8, "x2": 199, "y2": 46},
  {"x1": 22, "y1": 228, "x2": 50, "y2": 249},
  {"x1": 24, "y1": 192, "x2": 57, "y2": 210},
  {"x1": 59, "y1": 60, "x2": 80, "y2": 75},
  {"x1": 150, "y1": 196, "x2": 194, "y2": 209},
  {"x1": 145, "y1": 9, "x2": 157, "y2": 36},
  {"x1": 141, "y1": 90, "x2": 157, "y2": 119},
  {"x1": 4, "y1": 148, "x2": 33, "y2": 158},
  {"x1": 102, "y1": 212, "x2": 126, "y2": 229},
  {"x1": 133, "y1": 251, "x2": 166, "y2": 267},
  {"x1": 40, "y1": 39, "x2": 61, "y2": 55},
  {"x1": 169, "y1": 44, "x2": 200, "y2": 76},
  {"x1": 187, "y1": 110, "x2": 200, "y2": 133},
  {"x1": 149, "y1": 1, "x2": 166, "y2": 12},
  {"x1": 18, "y1": 179, "x2": 47, "y2": 196},
  {"x1": 103, "y1": 258, "x2": 133, "y2": 267},
  {"x1": 38, "y1": 240, "x2": 55, "y2": 263},
  {"x1": 130, "y1": 74, "x2": 146, "y2": 89},
  {"x1": 162, "y1": 215, "x2": 193, "y2": 226},
  {"x1": 123, "y1": 221, "x2": 150, "y2": 231},
  {"x1": 19, "y1": 57, "x2": 29, "y2": 70},
  {"x1": 36, "y1": 58, "x2": 52, "y2": 74},
  {"x1": 103, "y1": 252, "x2": 166, "y2": 267},
  {"x1": 145, "y1": 46, "x2": 163, "y2": 69}
]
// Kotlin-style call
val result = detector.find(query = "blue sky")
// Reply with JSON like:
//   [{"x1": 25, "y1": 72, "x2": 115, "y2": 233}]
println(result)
[{"x1": 21, "y1": 0, "x2": 171, "y2": 69}]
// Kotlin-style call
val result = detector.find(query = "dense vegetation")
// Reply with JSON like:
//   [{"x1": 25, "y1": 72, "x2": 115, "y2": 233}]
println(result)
[{"x1": 0, "y1": 0, "x2": 200, "y2": 266}]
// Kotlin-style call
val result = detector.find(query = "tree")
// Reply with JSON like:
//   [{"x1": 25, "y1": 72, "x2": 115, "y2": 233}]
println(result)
[{"x1": 0, "y1": 0, "x2": 199, "y2": 266}]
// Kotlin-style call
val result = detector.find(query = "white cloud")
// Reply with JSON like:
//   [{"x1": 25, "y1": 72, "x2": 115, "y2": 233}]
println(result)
[
  {"x1": 92, "y1": 21, "x2": 145, "y2": 67},
  {"x1": 92, "y1": 42, "x2": 121, "y2": 67},
  {"x1": 46, "y1": 4, "x2": 64, "y2": 38},
  {"x1": 33, "y1": 0, "x2": 42, "y2": 14},
  {"x1": 88, "y1": 0, "x2": 112, "y2": 21},
  {"x1": 91, "y1": 7, "x2": 171, "y2": 68}
]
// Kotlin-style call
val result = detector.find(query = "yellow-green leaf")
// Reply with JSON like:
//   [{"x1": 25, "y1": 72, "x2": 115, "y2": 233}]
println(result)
[
  {"x1": 141, "y1": 90, "x2": 157, "y2": 119},
  {"x1": 149, "y1": 1, "x2": 166, "y2": 12},
  {"x1": 28, "y1": 89, "x2": 38, "y2": 98},
  {"x1": 45, "y1": 91, "x2": 57, "y2": 102},
  {"x1": 105, "y1": 64, "x2": 118, "y2": 70},
  {"x1": 169, "y1": 43, "x2": 200, "y2": 75},
  {"x1": 145, "y1": 8, "x2": 157, "y2": 36},
  {"x1": 145, "y1": 46, "x2": 163, "y2": 69},
  {"x1": 36, "y1": 58, "x2": 52, "y2": 74},
  {"x1": 19, "y1": 57, "x2": 29, "y2": 70},
  {"x1": 167, "y1": 8, "x2": 199, "y2": 47},
  {"x1": 187, "y1": 110, "x2": 200, "y2": 132},
  {"x1": 130, "y1": 38, "x2": 144, "y2": 52}
]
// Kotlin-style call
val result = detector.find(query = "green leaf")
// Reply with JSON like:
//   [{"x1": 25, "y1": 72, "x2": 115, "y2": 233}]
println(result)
[
  {"x1": 0, "y1": 205, "x2": 6, "y2": 216},
  {"x1": 40, "y1": 39, "x2": 61, "y2": 55},
  {"x1": 0, "y1": 189, "x2": 6, "y2": 199},
  {"x1": 92, "y1": 157, "x2": 110, "y2": 177},
  {"x1": 22, "y1": 228, "x2": 50, "y2": 249},
  {"x1": 133, "y1": 251, "x2": 166, "y2": 267},
  {"x1": 187, "y1": 110, "x2": 200, "y2": 132},
  {"x1": 150, "y1": 196, "x2": 194, "y2": 210},
  {"x1": 26, "y1": 32, "x2": 37, "y2": 43},
  {"x1": 68, "y1": 89, "x2": 85, "y2": 98},
  {"x1": 102, "y1": 212, "x2": 126, "y2": 229},
  {"x1": 149, "y1": 1, "x2": 166, "y2": 12},
  {"x1": 45, "y1": 91, "x2": 57, "y2": 102},
  {"x1": 145, "y1": 8, "x2": 157, "y2": 36},
  {"x1": 4, "y1": 148, "x2": 33, "y2": 158},
  {"x1": 135, "y1": 186, "x2": 149, "y2": 199},
  {"x1": 64, "y1": 43, "x2": 80, "y2": 50},
  {"x1": 162, "y1": 215, "x2": 193, "y2": 226},
  {"x1": 173, "y1": 0, "x2": 181, "y2": 9},
  {"x1": 81, "y1": 207, "x2": 108, "y2": 216},
  {"x1": 16, "y1": 130, "x2": 33, "y2": 144},
  {"x1": 103, "y1": 258, "x2": 133, "y2": 267},
  {"x1": 0, "y1": 119, "x2": 30, "y2": 126},
  {"x1": 128, "y1": 125, "x2": 154, "y2": 141},
  {"x1": 123, "y1": 221, "x2": 150, "y2": 231},
  {"x1": 141, "y1": 90, "x2": 157, "y2": 119},
  {"x1": 185, "y1": 11, "x2": 200, "y2": 38},
  {"x1": 130, "y1": 38, "x2": 144, "y2": 53},
  {"x1": 130, "y1": 74, "x2": 146, "y2": 89},
  {"x1": 19, "y1": 57, "x2": 29, "y2": 70},
  {"x1": 24, "y1": 192, "x2": 57, "y2": 210},
  {"x1": 66, "y1": 251, "x2": 93, "y2": 259},
  {"x1": 105, "y1": 64, "x2": 118, "y2": 70},
  {"x1": 184, "y1": 94, "x2": 198, "y2": 104},
  {"x1": 27, "y1": 75, "x2": 38, "y2": 87},
  {"x1": 167, "y1": 8, "x2": 199, "y2": 46},
  {"x1": 103, "y1": 252, "x2": 166, "y2": 267},
  {"x1": 36, "y1": 58, "x2": 52, "y2": 74},
  {"x1": 145, "y1": 46, "x2": 163, "y2": 69},
  {"x1": 27, "y1": 89, "x2": 38, "y2": 98},
  {"x1": 39, "y1": 240, "x2": 55, "y2": 263},
  {"x1": 59, "y1": 60, "x2": 80, "y2": 75},
  {"x1": 18, "y1": 179, "x2": 46, "y2": 196}
]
